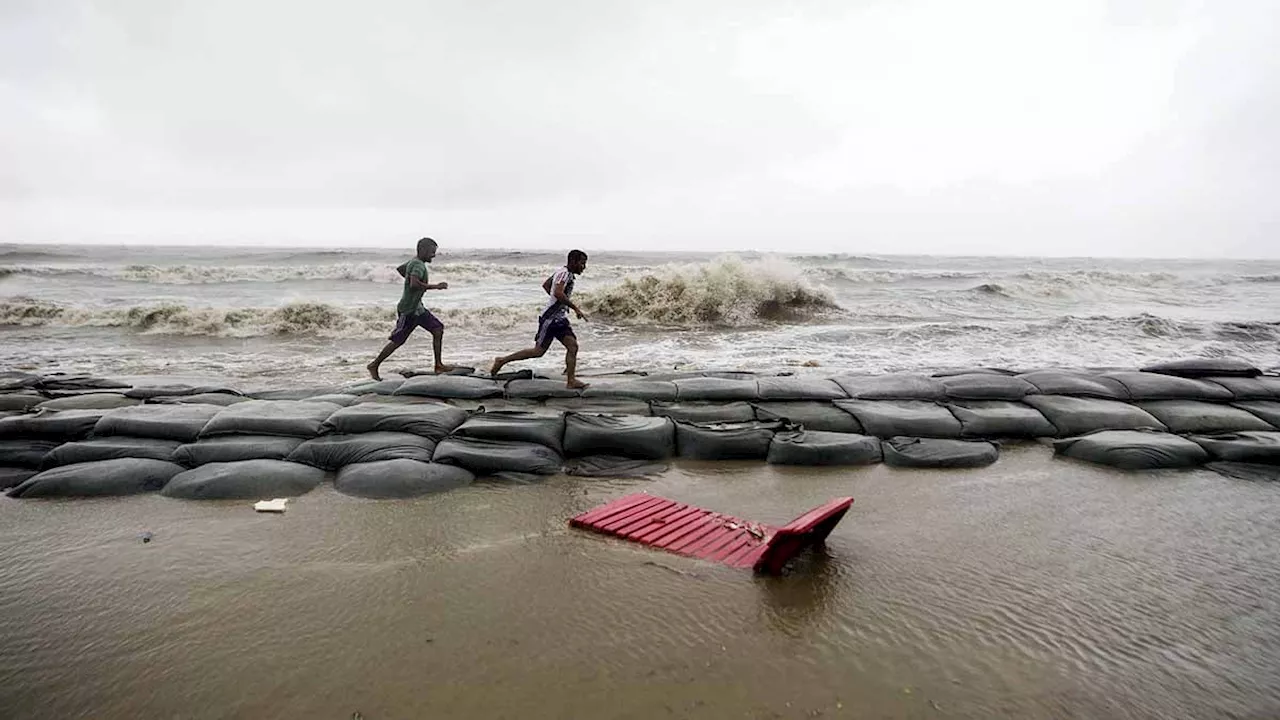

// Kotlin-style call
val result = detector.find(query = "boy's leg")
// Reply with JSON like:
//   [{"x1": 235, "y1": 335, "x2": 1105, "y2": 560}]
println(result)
[
  {"x1": 560, "y1": 334, "x2": 587, "y2": 389},
  {"x1": 369, "y1": 314, "x2": 415, "y2": 380},
  {"x1": 490, "y1": 345, "x2": 547, "y2": 376},
  {"x1": 421, "y1": 311, "x2": 453, "y2": 374}
]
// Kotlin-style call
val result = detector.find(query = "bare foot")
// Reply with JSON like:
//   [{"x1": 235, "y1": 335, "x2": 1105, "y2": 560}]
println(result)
[
  {"x1": 434, "y1": 364, "x2": 455, "y2": 374},
  {"x1": 366, "y1": 363, "x2": 381, "y2": 381},
  {"x1": 566, "y1": 379, "x2": 589, "y2": 390},
  {"x1": 490, "y1": 358, "x2": 506, "y2": 377}
]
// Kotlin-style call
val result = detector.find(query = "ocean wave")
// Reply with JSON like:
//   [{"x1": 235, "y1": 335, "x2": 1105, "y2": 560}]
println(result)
[
  {"x1": 580, "y1": 256, "x2": 840, "y2": 326},
  {"x1": 0, "y1": 299, "x2": 540, "y2": 338},
  {"x1": 0, "y1": 261, "x2": 651, "y2": 286}
]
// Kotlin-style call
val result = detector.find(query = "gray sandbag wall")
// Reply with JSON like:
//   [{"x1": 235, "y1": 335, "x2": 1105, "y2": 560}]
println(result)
[{"x1": 2, "y1": 358, "x2": 1279, "y2": 494}]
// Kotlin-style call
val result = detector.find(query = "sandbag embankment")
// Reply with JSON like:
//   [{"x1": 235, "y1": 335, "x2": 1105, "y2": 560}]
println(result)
[
  {"x1": 1022, "y1": 396, "x2": 1166, "y2": 437},
  {"x1": 335, "y1": 460, "x2": 474, "y2": 499},
  {"x1": 394, "y1": 375, "x2": 503, "y2": 400},
  {"x1": 162, "y1": 460, "x2": 325, "y2": 500},
  {"x1": 767, "y1": 430, "x2": 882, "y2": 466},
  {"x1": 10, "y1": 459, "x2": 185, "y2": 497},
  {"x1": 451, "y1": 411, "x2": 565, "y2": 452},
  {"x1": 882, "y1": 437, "x2": 999, "y2": 468},
  {"x1": 563, "y1": 414, "x2": 675, "y2": 460},
  {"x1": 1052, "y1": 430, "x2": 1210, "y2": 470},
  {"x1": 1136, "y1": 400, "x2": 1276, "y2": 435},
  {"x1": 947, "y1": 400, "x2": 1057, "y2": 438},
  {"x1": 651, "y1": 401, "x2": 756, "y2": 425}
]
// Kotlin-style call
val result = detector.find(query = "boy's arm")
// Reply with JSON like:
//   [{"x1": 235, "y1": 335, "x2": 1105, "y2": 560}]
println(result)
[
  {"x1": 553, "y1": 279, "x2": 586, "y2": 320},
  {"x1": 542, "y1": 275, "x2": 553, "y2": 295},
  {"x1": 396, "y1": 261, "x2": 409, "y2": 278}
]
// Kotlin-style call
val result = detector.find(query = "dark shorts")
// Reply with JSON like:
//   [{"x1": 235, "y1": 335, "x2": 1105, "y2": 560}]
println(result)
[
  {"x1": 389, "y1": 310, "x2": 444, "y2": 344},
  {"x1": 535, "y1": 316, "x2": 575, "y2": 349}
]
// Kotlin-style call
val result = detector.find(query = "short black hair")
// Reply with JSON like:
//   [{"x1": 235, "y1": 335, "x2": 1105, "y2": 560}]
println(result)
[
  {"x1": 417, "y1": 237, "x2": 437, "y2": 252},
  {"x1": 567, "y1": 249, "x2": 588, "y2": 265}
]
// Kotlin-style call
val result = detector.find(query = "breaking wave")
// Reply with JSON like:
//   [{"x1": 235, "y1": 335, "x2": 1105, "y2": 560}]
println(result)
[{"x1": 581, "y1": 256, "x2": 840, "y2": 326}]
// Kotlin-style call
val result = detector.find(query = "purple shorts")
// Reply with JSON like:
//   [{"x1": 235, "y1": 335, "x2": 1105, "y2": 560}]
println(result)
[
  {"x1": 535, "y1": 316, "x2": 575, "y2": 349},
  {"x1": 389, "y1": 310, "x2": 444, "y2": 344}
]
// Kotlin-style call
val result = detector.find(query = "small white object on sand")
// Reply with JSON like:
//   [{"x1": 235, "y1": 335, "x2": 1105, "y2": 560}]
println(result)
[{"x1": 254, "y1": 498, "x2": 288, "y2": 513}]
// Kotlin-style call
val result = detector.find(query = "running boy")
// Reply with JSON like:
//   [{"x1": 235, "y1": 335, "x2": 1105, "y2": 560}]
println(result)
[
  {"x1": 367, "y1": 237, "x2": 453, "y2": 380},
  {"x1": 490, "y1": 249, "x2": 589, "y2": 389}
]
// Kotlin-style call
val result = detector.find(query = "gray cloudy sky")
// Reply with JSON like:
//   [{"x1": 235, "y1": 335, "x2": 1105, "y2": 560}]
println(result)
[{"x1": 2, "y1": 0, "x2": 1277, "y2": 256}]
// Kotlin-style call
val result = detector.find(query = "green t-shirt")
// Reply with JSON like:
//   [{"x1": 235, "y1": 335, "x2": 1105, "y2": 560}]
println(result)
[{"x1": 396, "y1": 258, "x2": 429, "y2": 316}]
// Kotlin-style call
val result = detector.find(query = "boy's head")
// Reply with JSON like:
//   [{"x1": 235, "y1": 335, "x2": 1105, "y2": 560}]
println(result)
[
  {"x1": 417, "y1": 237, "x2": 438, "y2": 262},
  {"x1": 567, "y1": 249, "x2": 588, "y2": 274}
]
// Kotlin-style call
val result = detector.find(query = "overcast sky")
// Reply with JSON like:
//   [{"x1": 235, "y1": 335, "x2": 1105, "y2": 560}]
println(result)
[{"x1": 2, "y1": 0, "x2": 1277, "y2": 256}]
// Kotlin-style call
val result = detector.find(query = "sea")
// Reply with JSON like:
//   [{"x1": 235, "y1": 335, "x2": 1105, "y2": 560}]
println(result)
[{"x1": 2, "y1": 243, "x2": 1278, "y2": 384}]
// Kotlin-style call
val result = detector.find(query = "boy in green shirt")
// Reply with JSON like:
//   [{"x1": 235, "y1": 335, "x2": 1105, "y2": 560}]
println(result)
[{"x1": 367, "y1": 237, "x2": 453, "y2": 380}]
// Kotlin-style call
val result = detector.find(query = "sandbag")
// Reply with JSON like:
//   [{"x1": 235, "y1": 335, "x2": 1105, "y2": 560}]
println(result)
[
  {"x1": 581, "y1": 380, "x2": 678, "y2": 402},
  {"x1": 94, "y1": 404, "x2": 224, "y2": 442},
  {"x1": 37, "y1": 394, "x2": 141, "y2": 410},
  {"x1": 1015, "y1": 370, "x2": 1129, "y2": 400},
  {"x1": 394, "y1": 375, "x2": 503, "y2": 400},
  {"x1": 752, "y1": 401, "x2": 863, "y2": 433},
  {"x1": 1052, "y1": 430, "x2": 1209, "y2": 470},
  {"x1": 37, "y1": 374, "x2": 130, "y2": 392},
  {"x1": 1022, "y1": 396, "x2": 1166, "y2": 437},
  {"x1": 305, "y1": 394, "x2": 359, "y2": 406},
  {"x1": 562, "y1": 455, "x2": 670, "y2": 478},
  {"x1": 0, "y1": 372, "x2": 40, "y2": 392},
  {"x1": 833, "y1": 400, "x2": 962, "y2": 438},
  {"x1": 675, "y1": 421, "x2": 782, "y2": 460},
  {"x1": 1205, "y1": 376, "x2": 1280, "y2": 401},
  {"x1": 287, "y1": 432, "x2": 437, "y2": 471},
  {"x1": 882, "y1": 436, "x2": 999, "y2": 468},
  {"x1": 335, "y1": 459, "x2": 474, "y2": 499},
  {"x1": 0, "y1": 409, "x2": 108, "y2": 440},
  {"x1": 834, "y1": 374, "x2": 946, "y2": 401},
  {"x1": 650, "y1": 402, "x2": 756, "y2": 425},
  {"x1": 200, "y1": 400, "x2": 340, "y2": 438},
  {"x1": 563, "y1": 414, "x2": 675, "y2": 460},
  {"x1": 1142, "y1": 358, "x2": 1261, "y2": 379},
  {"x1": 1234, "y1": 401, "x2": 1280, "y2": 428},
  {"x1": 0, "y1": 439, "x2": 62, "y2": 468},
  {"x1": 149, "y1": 392, "x2": 252, "y2": 406},
  {"x1": 542, "y1": 397, "x2": 652, "y2": 416},
  {"x1": 41, "y1": 437, "x2": 181, "y2": 469},
  {"x1": 755, "y1": 377, "x2": 847, "y2": 401},
  {"x1": 1205, "y1": 462, "x2": 1280, "y2": 482},
  {"x1": 0, "y1": 392, "x2": 45, "y2": 411},
  {"x1": 766, "y1": 430, "x2": 882, "y2": 466},
  {"x1": 947, "y1": 400, "x2": 1058, "y2": 438},
  {"x1": 247, "y1": 387, "x2": 341, "y2": 401},
  {"x1": 322, "y1": 402, "x2": 467, "y2": 440},
  {"x1": 340, "y1": 378, "x2": 406, "y2": 396},
  {"x1": 9, "y1": 458, "x2": 184, "y2": 498},
  {"x1": 672, "y1": 377, "x2": 760, "y2": 402},
  {"x1": 0, "y1": 467, "x2": 36, "y2": 490},
  {"x1": 1189, "y1": 432, "x2": 1280, "y2": 464},
  {"x1": 647, "y1": 370, "x2": 759, "y2": 382},
  {"x1": 939, "y1": 374, "x2": 1037, "y2": 401},
  {"x1": 930, "y1": 367, "x2": 1017, "y2": 377},
  {"x1": 173, "y1": 435, "x2": 305, "y2": 466},
  {"x1": 431, "y1": 437, "x2": 563, "y2": 475},
  {"x1": 1137, "y1": 400, "x2": 1275, "y2": 435},
  {"x1": 161, "y1": 460, "x2": 325, "y2": 500},
  {"x1": 505, "y1": 379, "x2": 582, "y2": 399},
  {"x1": 1100, "y1": 372, "x2": 1234, "y2": 401},
  {"x1": 452, "y1": 411, "x2": 566, "y2": 451},
  {"x1": 124, "y1": 384, "x2": 241, "y2": 400}
]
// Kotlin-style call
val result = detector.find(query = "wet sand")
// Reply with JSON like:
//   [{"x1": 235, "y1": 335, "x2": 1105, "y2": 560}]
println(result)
[{"x1": 2, "y1": 443, "x2": 1279, "y2": 719}]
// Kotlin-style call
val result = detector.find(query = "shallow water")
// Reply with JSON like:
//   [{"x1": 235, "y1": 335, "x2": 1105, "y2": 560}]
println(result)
[{"x1": 2, "y1": 444, "x2": 1278, "y2": 719}]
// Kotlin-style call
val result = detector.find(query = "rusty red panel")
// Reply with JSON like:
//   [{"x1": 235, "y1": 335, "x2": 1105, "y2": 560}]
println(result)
[{"x1": 569, "y1": 493, "x2": 854, "y2": 574}]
